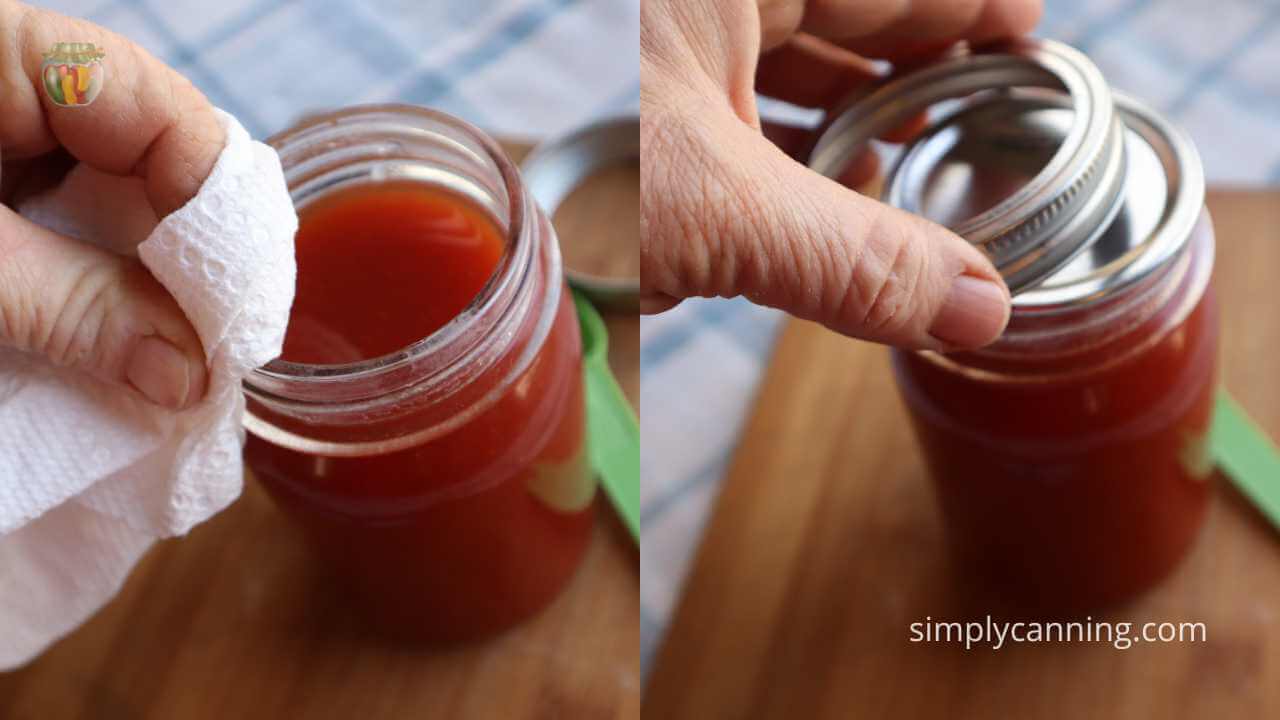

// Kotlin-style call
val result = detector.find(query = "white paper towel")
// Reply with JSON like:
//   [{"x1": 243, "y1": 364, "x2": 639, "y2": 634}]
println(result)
[{"x1": 0, "y1": 109, "x2": 297, "y2": 670}]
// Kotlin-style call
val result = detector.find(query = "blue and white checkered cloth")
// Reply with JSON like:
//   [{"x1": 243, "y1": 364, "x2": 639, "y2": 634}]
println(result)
[
  {"x1": 41, "y1": 0, "x2": 639, "y2": 141},
  {"x1": 640, "y1": 0, "x2": 1280, "y2": 674}
]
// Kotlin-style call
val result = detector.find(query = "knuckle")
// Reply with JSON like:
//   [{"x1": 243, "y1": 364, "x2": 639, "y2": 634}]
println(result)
[
  {"x1": 844, "y1": 210, "x2": 930, "y2": 336},
  {"x1": 40, "y1": 260, "x2": 123, "y2": 370},
  {"x1": 0, "y1": 273, "x2": 33, "y2": 352},
  {"x1": 700, "y1": 153, "x2": 766, "y2": 296},
  {"x1": 0, "y1": 232, "x2": 39, "y2": 352},
  {"x1": 792, "y1": 185, "x2": 853, "y2": 316}
]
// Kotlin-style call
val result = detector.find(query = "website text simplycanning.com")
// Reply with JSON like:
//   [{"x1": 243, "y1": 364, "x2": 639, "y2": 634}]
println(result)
[{"x1": 909, "y1": 615, "x2": 1207, "y2": 651}]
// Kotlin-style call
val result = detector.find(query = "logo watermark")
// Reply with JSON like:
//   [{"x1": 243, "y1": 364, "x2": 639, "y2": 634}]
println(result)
[
  {"x1": 41, "y1": 42, "x2": 106, "y2": 107},
  {"x1": 910, "y1": 615, "x2": 1207, "y2": 651}
]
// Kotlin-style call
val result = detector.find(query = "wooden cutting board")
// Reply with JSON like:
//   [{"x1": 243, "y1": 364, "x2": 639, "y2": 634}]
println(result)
[
  {"x1": 646, "y1": 190, "x2": 1280, "y2": 718},
  {"x1": 0, "y1": 143, "x2": 640, "y2": 720}
]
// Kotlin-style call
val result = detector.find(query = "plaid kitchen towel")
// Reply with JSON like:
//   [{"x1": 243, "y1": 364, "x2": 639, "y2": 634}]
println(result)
[
  {"x1": 640, "y1": 0, "x2": 1280, "y2": 675},
  {"x1": 42, "y1": 0, "x2": 640, "y2": 141}
]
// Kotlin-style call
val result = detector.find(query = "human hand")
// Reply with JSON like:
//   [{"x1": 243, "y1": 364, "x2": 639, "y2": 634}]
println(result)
[
  {"x1": 0, "y1": 0, "x2": 223, "y2": 408},
  {"x1": 641, "y1": 0, "x2": 1042, "y2": 349}
]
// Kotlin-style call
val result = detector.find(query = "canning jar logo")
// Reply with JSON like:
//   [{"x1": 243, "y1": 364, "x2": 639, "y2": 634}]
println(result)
[{"x1": 41, "y1": 42, "x2": 106, "y2": 107}]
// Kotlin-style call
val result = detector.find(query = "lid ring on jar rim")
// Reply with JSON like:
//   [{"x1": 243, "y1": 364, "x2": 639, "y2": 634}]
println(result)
[
  {"x1": 1013, "y1": 91, "x2": 1205, "y2": 311},
  {"x1": 806, "y1": 39, "x2": 1126, "y2": 294}
]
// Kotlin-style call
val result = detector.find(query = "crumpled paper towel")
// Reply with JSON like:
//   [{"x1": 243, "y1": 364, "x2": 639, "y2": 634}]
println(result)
[{"x1": 0, "y1": 109, "x2": 297, "y2": 670}]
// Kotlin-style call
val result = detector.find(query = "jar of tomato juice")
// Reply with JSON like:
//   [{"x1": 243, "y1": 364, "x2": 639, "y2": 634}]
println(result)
[
  {"x1": 808, "y1": 40, "x2": 1217, "y2": 610},
  {"x1": 243, "y1": 105, "x2": 595, "y2": 640}
]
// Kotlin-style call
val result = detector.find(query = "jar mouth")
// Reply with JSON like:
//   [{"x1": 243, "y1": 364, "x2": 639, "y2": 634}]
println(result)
[{"x1": 245, "y1": 104, "x2": 530, "y2": 402}]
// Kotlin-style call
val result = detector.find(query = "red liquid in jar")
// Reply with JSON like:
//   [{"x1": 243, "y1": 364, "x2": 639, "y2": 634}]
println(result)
[
  {"x1": 282, "y1": 183, "x2": 506, "y2": 362},
  {"x1": 892, "y1": 228, "x2": 1218, "y2": 610},
  {"x1": 245, "y1": 182, "x2": 593, "y2": 641}
]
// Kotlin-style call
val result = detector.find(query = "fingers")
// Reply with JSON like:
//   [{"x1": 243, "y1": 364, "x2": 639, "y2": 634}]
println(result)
[
  {"x1": 754, "y1": 33, "x2": 932, "y2": 177},
  {"x1": 641, "y1": 107, "x2": 1009, "y2": 349},
  {"x1": 0, "y1": 0, "x2": 224, "y2": 217},
  {"x1": 757, "y1": 0, "x2": 805, "y2": 51},
  {"x1": 756, "y1": 34, "x2": 880, "y2": 108},
  {"x1": 799, "y1": 0, "x2": 1043, "y2": 60},
  {"x1": 0, "y1": 149, "x2": 77, "y2": 206},
  {"x1": 0, "y1": 2, "x2": 216, "y2": 404},
  {"x1": 0, "y1": 204, "x2": 207, "y2": 408}
]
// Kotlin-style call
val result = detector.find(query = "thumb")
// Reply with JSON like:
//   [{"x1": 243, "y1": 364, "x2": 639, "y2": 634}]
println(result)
[
  {"x1": 0, "y1": 204, "x2": 207, "y2": 409},
  {"x1": 642, "y1": 111, "x2": 1010, "y2": 349}
]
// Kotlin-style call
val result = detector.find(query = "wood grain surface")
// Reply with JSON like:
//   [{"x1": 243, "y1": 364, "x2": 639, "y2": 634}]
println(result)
[
  {"x1": 0, "y1": 142, "x2": 640, "y2": 720},
  {"x1": 646, "y1": 190, "x2": 1280, "y2": 718}
]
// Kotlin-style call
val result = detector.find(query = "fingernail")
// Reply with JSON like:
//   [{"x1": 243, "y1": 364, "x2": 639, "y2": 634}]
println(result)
[
  {"x1": 928, "y1": 275, "x2": 1011, "y2": 348},
  {"x1": 127, "y1": 336, "x2": 196, "y2": 410}
]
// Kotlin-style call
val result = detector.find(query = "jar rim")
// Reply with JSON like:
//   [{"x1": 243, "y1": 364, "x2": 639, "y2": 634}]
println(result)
[
  {"x1": 245, "y1": 104, "x2": 530, "y2": 395},
  {"x1": 914, "y1": 209, "x2": 1214, "y2": 382},
  {"x1": 242, "y1": 104, "x2": 569, "y2": 456}
]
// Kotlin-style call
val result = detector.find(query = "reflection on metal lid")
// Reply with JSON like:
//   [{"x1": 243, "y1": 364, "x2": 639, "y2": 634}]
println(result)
[{"x1": 808, "y1": 39, "x2": 1203, "y2": 308}]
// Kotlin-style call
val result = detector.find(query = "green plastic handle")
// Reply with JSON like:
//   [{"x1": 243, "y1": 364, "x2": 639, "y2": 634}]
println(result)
[
  {"x1": 1213, "y1": 391, "x2": 1280, "y2": 529},
  {"x1": 574, "y1": 291, "x2": 640, "y2": 542}
]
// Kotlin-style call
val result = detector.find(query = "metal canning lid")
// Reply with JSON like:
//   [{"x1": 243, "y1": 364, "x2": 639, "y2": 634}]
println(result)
[
  {"x1": 1005, "y1": 91, "x2": 1203, "y2": 310},
  {"x1": 521, "y1": 115, "x2": 640, "y2": 313},
  {"x1": 807, "y1": 39, "x2": 1133, "y2": 297}
]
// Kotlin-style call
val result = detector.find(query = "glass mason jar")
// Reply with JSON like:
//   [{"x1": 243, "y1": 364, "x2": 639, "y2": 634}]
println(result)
[
  {"x1": 893, "y1": 211, "x2": 1216, "y2": 610},
  {"x1": 243, "y1": 105, "x2": 596, "y2": 641},
  {"x1": 809, "y1": 41, "x2": 1217, "y2": 610}
]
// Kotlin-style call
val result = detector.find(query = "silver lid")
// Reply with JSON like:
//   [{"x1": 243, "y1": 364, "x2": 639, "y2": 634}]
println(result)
[
  {"x1": 807, "y1": 39, "x2": 1130, "y2": 295},
  {"x1": 521, "y1": 115, "x2": 640, "y2": 312},
  {"x1": 1011, "y1": 91, "x2": 1204, "y2": 310}
]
